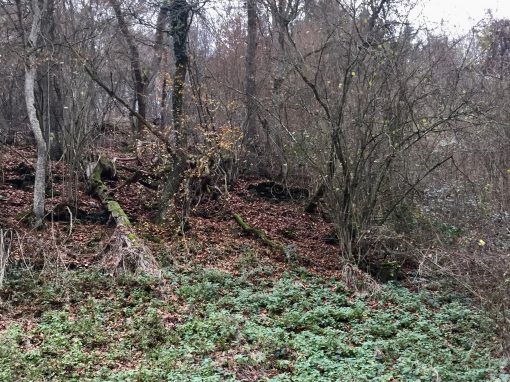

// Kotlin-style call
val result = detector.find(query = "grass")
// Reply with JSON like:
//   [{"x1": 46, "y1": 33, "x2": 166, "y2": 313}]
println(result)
[{"x1": 0, "y1": 263, "x2": 508, "y2": 382}]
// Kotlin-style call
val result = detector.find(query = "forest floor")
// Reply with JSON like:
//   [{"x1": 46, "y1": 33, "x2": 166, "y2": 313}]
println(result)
[{"x1": 0, "y1": 145, "x2": 508, "y2": 381}]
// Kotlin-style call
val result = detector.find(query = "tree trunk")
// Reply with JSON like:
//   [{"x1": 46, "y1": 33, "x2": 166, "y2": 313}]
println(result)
[
  {"x1": 245, "y1": 0, "x2": 259, "y2": 157},
  {"x1": 270, "y1": 0, "x2": 292, "y2": 100},
  {"x1": 158, "y1": 0, "x2": 190, "y2": 222},
  {"x1": 233, "y1": 213, "x2": 285, "y2": 254},
  {"x1": 41, "y1": 0, "x2": 64, "y2": 160},
  {"x1": 88, "y1": 158, "x2": 130, "y2": 227},
  {"x1": 155, "y1": 5, "x2": 169, "y2": 129},
  {"x1": 109, "y1": 0, "x2": 148, "y2": 135},
  {"x1": 24, "y1": 0, "x2": 47, "y2": 228}
]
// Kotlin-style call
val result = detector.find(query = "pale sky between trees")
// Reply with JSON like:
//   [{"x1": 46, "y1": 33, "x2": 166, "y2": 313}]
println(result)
[{"x1": 413, "y1": 0, "x2": 510, "y2": 33}]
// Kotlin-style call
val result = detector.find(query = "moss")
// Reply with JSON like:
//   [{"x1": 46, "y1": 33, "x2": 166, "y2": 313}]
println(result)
[
  {"x1": 233, "y1": 213, "x2": 285, "y2": 254},
  {"x1": 16, "y1": 209, "x2": 33, "y2": 222},
  {"x1": 126, "y1": 232, "x2": 140, "y2": 247},
  {"x1": 106, "y1": 201, "x2": 131, "y2": 227},
  {"x1": 89, "y1": 158, "x2": 131, "y2": 227}
]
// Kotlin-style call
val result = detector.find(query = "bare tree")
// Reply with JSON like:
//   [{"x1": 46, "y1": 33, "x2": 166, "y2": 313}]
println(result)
[
  {"x1": 38, "y1": 0, "x2": 65, "y2": 160},
  {"x1": 109, "y1": 0, "x2": 149, "y2": 136},
  {"x1": 244, "y1": 0, "x2": 259, "y2": 159},
  {"x1": 158, "y1": 0, "x2": 192, "y2": 222},
  {"x1": 19, "y1": 0, "x2": 47, "y2": 227},
  {"x1": 256, "y1": 0, "x2": 480, "y2": 259}
]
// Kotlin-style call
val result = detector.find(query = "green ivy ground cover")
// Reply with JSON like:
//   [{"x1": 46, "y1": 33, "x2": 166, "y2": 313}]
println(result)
[{"x1": 0, "y1": 265, "x2": 507, "y2": 381}]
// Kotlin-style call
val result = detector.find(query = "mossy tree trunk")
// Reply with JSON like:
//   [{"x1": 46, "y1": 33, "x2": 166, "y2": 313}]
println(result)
[
  {"x1": 89, "y1": 158, "x2": 129, "y2": 227},
  {"x1": 88, "y1": 158, "x2": 160, "y2": 276},
  {"x1": 158, "y1": 0, "x2": 191, "y2": 222},
  {"x1": 244, "y1": 0, "x2": 259, "y2": 159}
]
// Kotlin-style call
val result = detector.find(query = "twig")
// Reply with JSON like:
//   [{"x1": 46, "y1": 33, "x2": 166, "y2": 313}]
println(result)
[
  {"x1": 65, "y1": 206, "x2": 73, "y2": 238},
  {"x1": 0, "y1": 229, "x2": 13, "y2": 288},
  {"x1": 380, "y1": 155, "x2": 453, "y2": 225}
]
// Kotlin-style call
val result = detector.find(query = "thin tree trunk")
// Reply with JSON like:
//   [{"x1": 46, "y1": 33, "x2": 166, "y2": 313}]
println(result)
[
  {"x1": 42, "y1": 0, "x2": 64, "y2": 160},
  {"x1": 268, "y1": 1, "x2": 300, "y2": 177},
  {"x1": 152, "y1": 5, "x2": 168, "y2": 78},
  {"x1": 245, "y1": 0, "x2": 259, "y2": 156},
  {"x1": 159, "y1": 76, "x2": 168, "y2": 129},
  {"x1": 155, "y1": 5, "x2": 169, "y2": 129},
  {"x1": 109, "y1": 0, "x2": 147, "y2": 135},
  {"x1": 23, "y1": 0, "x2": 47, "y2": 228},
  {"x1": 271, "y1": 1, "x2": 287, "y2": 101}
]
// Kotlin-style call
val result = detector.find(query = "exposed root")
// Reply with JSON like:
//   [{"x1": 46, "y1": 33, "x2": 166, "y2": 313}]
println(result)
[{"x1": 100, "y1": 226, "x2": 161, "y2": 278}]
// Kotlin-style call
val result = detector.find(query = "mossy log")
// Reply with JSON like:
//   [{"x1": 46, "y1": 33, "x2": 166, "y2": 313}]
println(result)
[
  {"x1": 233, "y1": 213, "x2": 285, "y2": 254},
  {"x1": 88, "y1": 157, "x2": 160, "y2": 277},
  {"x1": 89, "y1": 158, "x2": 130, "y2": 227}
]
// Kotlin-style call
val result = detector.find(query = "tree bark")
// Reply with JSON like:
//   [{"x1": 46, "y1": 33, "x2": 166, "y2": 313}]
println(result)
[
  {"x1": 23, "y1": 0, "x2": 47, "y2": 228},
  {"x1": 158, "y1": 0, "x2": 191, "y2": 222},
  {"x1": 245, "y1": 0, "x2": 259, "y2": 157},
  {"x1": 88, "y1": 158, "x2": 130, "y2": 227},
  {"x1": 154, "y1": 5, "x2": 169, "y2": 129},
  {"x1": 268, "y1": 0, "x2": 300, "y2": 98},
  {"x1": 41, "y1": 0, "x2": 64, "y2": 160},
  {"x1": 109, "y1": 0, "x2": 148, "y2": 135}
]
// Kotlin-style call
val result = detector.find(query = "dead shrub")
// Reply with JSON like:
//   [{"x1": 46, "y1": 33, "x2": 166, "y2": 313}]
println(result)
[{"x1": 419, "y1": 246, "x2": 510, "y2": 353}]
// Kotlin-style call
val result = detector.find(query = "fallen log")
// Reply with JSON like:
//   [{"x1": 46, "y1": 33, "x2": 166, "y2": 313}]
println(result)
[
  {"x1": 88, "y1": 157, "x2": 160, "y2": 277},
  {"x1": 233, "y1": 213, "x2": 285, "y2": 254}
]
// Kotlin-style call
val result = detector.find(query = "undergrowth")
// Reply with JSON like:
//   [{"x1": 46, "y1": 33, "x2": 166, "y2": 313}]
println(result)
[{"x1": 0, "y1": 264, "x2": 507, "y2": 381}]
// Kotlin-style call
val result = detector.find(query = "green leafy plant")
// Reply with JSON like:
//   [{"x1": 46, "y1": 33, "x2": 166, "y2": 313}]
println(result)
[{"x1": 0, "y1": 268, "x2": 506, "y2": 381}]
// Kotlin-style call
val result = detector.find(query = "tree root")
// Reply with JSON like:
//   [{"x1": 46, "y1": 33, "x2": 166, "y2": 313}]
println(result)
[{"x1": 101, "y1": 226, "x2": 160, "y2": 277}]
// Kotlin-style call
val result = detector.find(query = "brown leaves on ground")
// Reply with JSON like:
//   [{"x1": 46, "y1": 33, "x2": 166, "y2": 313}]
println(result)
[
  {"x1": 1, "y1": 147, "x2": 347, "y2": 281},
  {"x1": 185, "y1": 178, "x2": 346, "y2": 278}
]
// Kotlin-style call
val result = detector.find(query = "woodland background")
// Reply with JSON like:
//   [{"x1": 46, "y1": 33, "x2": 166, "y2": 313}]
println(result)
[{"x1": 0, "y1": 0, "x2": 509, "y2": 380}]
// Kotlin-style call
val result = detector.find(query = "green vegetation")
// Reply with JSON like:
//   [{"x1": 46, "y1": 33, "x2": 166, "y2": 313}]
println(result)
[{"x1": 0, "y1": 266, "x2": 507, "y2": 382}]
